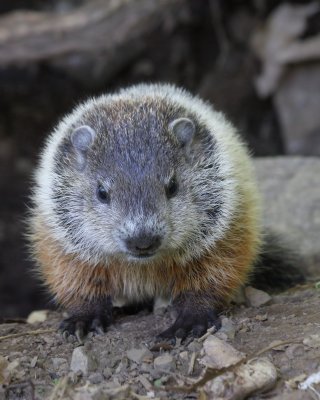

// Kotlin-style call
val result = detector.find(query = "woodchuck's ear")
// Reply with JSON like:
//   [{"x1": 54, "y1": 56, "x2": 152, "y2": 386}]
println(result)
[
  {"x1": 169, "y1": 118, "x2": 195, "y2": 148},
  {"x1": 70, "y1": 125, "x2": 96, "y2": 171},
  {"x1": 71, "y1": 125, "x2": 96, "y2": 151}
]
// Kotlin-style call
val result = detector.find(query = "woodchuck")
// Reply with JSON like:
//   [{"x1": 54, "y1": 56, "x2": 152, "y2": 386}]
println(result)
[{"x1": 28, "y1": 83, "x2": 303, "y2": 342}]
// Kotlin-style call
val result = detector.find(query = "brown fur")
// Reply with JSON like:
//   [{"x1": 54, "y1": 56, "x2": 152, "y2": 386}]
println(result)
[{"x1": 31, "y1": 193, "x2": 259, "y2": 311}]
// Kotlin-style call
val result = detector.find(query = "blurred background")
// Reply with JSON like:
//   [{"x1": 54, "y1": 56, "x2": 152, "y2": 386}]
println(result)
[{"x1": 0, "y1": 0, "x2": 319, "y2": 318}]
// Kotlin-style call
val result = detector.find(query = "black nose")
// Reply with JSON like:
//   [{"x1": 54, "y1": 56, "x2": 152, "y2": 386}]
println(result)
[{"x1": 125, "y1": 234, "x2": 161, "y2": 256}]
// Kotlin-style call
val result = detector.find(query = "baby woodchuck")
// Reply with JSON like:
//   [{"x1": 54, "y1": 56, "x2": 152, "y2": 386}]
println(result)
[{"x1": 29, "y1": 84, "x2": 301, "y2": 342}]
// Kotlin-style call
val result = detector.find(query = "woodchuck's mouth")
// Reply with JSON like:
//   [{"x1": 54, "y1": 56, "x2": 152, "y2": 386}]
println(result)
[{"x1": 127, "y1": 252, "x2": 156, "y2": 260}]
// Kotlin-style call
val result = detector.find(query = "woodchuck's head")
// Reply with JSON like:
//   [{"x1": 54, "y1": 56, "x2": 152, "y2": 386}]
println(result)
[{"x1": 38, "y1": 86, "x2": 237, "y2": 265}]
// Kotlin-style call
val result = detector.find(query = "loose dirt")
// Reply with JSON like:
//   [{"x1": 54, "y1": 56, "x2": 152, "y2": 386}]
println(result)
[{"x1": 1, "y1": 284, "x2": 319, "y2": 399}]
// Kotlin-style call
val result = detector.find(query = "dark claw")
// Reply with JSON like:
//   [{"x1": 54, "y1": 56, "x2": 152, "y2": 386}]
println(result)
[
  {"x1": 157, "y1": 307, "x2": 221, "y2": 342},
  {"x1": 91, "y1": 318, "x2": 105, "y2": 334},
  {"x1": 62, "y1": 330, "x2": 69, "y2": 342},
  {"x1": 59, "y1": 316, "x2": 111, "y2": 344},
  {"x1": 95, "y1": 326, "x2": 105, "y2": 335},
  {"x1": 75, "y1": 322, "x2": 85, "y2": 344},
  {"x1": 58, "y1": 300, "x2": 112, "y2": 343},
  {"x1": 59, "y1": 318, "x2": 76, "y2": 335},
  {"x1": 59, "y1": 315, "x2": 110, "y2": 343},
  {"x1": 75, "y1": 330, "x2": 84, "y2": 344}
]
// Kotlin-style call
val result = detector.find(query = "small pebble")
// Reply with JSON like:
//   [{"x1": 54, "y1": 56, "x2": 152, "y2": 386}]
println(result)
[
  {"x1": 140, "y1": 362, "x2": 153, "y2": 373},
  {"x1": 88, "y1": 372, "x2": 103, "y2": 384},
  {"x1": 245, "y1": 286, "x2": 272, "y2": 307},
  {"x1": 126, "y1": 347, "x2": 153, "y2": 364},
  {"x1": 303, "y1": 334, "x2": 320, "y2": 348},
  {"x1": 255, "y1": 314, "x2": 268, "y2": 321},
  {"x1": 103, "y1": 367, "x2": 112, "y2": 379},
  {"x1": 26, "y1": 310, "x2": 48, "y2": 324},
  {"x1": 70, "y1": 347, "x2": 97, "y2": 375},
  {"x1": 52, "y1": 357, "x2": 67, "y2": 369},
  {"x1": 200, "y1": 335, "x2": 245, "y2": 369},
  {"x1": 179, "y1": 351, "x2": 189, "y2": 361},
  {"x1": 30, "y1": 356, "x2": 38, "y2": 368},
  {"x1": 187, "y1": 341, "x2": 202, "y2": 352},
  {"x1": 154, "y1": 354, "x2": 175, "y2": 372},
  {"x1": 219, "y1": 317, "x2": 236, "y2": 340},
  {"x1": 285, "y1": 373, "x2": 307, "y2": 389},
  {"x1": 137, "y1": 374, "x2": 153, "y2": 391}
]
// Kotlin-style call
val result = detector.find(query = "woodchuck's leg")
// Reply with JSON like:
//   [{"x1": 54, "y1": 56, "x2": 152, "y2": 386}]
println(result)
[
  {"x1": 157, "y1": 291, "x2": 221, "y2": 342},
  {"x1": 59, "y1": 296, "x2": 113, "y2": 343}
]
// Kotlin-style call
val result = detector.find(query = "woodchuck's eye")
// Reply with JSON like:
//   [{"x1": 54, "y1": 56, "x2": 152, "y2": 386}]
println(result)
[
  {"x1": 96, "y1": 183, "x2": 110, "y2": 204},
  {"x1": 165, "y1": 176, "x2": 178, "y2": 199}
]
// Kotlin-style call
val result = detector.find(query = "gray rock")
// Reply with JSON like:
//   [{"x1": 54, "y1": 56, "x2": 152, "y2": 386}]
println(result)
[
  {"x1": 154, "y1": 354, "x2": 175, "y2": 372},
  {"x1": 179, "y1": 351, "x2": 189, "y2": 362},
  {"x1": 30, "y1": 356, "x2": 38, "y2": 368},
  {"x1": 245, "y1": 286, "x2": 272, "y2": 307},
  {"x1": 115, "y1": 358, "x2": 128, "y2": 374},
  {"x1": 187, "y1": 341, "x2": 202, "y2": 353},
  {"x1": 88, "y1": 372, "x2": 104, "y2": 384},
  {"x1": 219, "y1": 317, "x2": 236, "y2": 340},
  {"x1": 200, "y1": 335, "x2": 245, "y2": 369},
  {"x1": 137, "y1": 374, "x2": 153, "y2": 391},
  {"x1": 140, "y1": 362, "x2": 153, "y2": 373},
  {"x1": 254, "y1": 157, "x2": 320, "y2": 276},
  {"x1": 52, "y1": 357, "x2": 67, "y2": 369},
  {"x1": 204, "y1": 357, "x2": 277, "y2": 398},
  {"x1": 0, "y1": 356, "x2": 9, "y2": 385},
  {"x1": 126, "y1": 347, "x2": 153, "y2": 364},
  {"x1": 73, "y1": 394, "x2": 91, "y2": 400},
  {"x1": 215, "y1": 332, "x2": 228, "y2": 341},
  {"x1": 102, "y1": 367, "x2": 112, "y2": 379},
  {"x1": 252, "y1": 3, "x2": 319, "y2": 98},
  {"x1": 303, "y1": 334, "x2": 320, "y2": 348},
  {"x1": 70, "y1": 347, "x2": 97, "y2": 375},
  {"x1": 274, "y1": 64, "x2": 320, "y2": 156}
]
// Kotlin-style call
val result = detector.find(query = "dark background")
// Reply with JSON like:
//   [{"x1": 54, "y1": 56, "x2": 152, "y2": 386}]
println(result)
[{"x1": 0, "y1": 0, "x2": 319, "y2": 318}]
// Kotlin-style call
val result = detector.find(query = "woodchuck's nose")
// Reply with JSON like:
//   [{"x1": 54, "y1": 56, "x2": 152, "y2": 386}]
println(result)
[{"x1": 125, "y1": 234, "x2": 161, "y2": 256}]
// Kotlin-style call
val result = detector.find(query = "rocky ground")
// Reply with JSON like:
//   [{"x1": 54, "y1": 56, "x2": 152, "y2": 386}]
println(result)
[
  {"x1": 1, "y1": 157, "x2": 320, "y2": 400},
  {"x1": 1, "y1": 283, "x2": 320, "y2": 400}
]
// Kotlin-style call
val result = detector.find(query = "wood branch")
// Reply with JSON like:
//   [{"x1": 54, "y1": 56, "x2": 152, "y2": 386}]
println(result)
[{"x1": 0, "y1": 0, "x2": 186, "y2": 81}]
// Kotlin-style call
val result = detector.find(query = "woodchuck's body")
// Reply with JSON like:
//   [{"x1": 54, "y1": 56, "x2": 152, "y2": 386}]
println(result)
[{"x1": 29, "y1": 84, "x2": 262, "y2": 340}]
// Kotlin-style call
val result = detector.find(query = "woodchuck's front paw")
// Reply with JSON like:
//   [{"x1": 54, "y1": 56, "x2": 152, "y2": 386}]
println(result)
[
  {"x1": 157, "y1": 308, "x2": 221, "y2": 343},
  {"x1": 59, "y1": 298, "x2": 113, "y2": 343}
]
